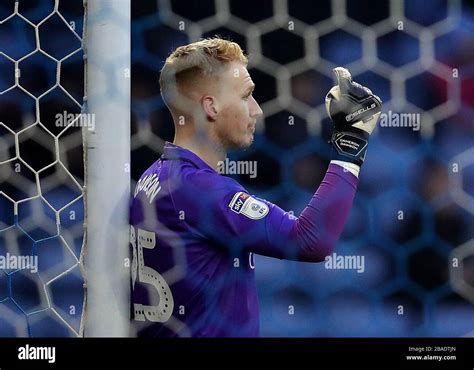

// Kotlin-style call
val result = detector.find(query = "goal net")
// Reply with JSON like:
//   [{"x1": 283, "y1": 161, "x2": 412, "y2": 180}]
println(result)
[
  {"x1": 0, "y1": 0, "x2": 130, "y2": 337},
  {"x1": 0, "y1": 0, "x2": 86, "y2": 337}
]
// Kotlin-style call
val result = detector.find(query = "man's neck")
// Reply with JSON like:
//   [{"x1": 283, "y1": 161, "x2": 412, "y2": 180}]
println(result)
[{"x1": 173, "y1": 137, "x2": 226, "y2": 171}]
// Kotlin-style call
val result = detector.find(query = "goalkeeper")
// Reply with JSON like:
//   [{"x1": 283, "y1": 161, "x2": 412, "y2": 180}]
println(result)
[{"x1": 130, "y1": 38, "x2": 382, "y2": 337}]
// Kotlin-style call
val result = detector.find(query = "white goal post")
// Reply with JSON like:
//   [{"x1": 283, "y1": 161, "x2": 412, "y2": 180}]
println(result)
[{"x1": 83, "y1": 0, "x2": 131, "y2": 337}]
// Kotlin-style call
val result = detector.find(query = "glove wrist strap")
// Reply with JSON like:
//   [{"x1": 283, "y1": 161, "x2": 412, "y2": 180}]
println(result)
[{"x1": 330, "y1": 130, "x2": 369, "y2": 166}]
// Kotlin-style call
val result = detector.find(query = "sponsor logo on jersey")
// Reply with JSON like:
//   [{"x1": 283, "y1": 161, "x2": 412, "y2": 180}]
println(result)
[
  {"x1": 228, "y1": 192, "x2": 269, "y2": 220},
  {"x1": 229, "y1": 192, "x2": 250, "y2": 213}
]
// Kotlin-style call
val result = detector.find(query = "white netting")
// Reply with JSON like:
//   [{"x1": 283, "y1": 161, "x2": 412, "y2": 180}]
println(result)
[{"x1": 0, "y1": 0, "x2": 86, "y2": 337}]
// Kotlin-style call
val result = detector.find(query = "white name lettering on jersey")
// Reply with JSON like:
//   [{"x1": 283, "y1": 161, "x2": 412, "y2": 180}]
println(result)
[{"x1": 134, "y1": 174, "x2": 161, "y2": 204}]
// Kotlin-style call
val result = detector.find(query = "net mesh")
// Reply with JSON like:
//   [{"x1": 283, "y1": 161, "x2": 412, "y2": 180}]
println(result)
[{"x1": 0, "y1": 0, "x2": 85, "y2": 337}]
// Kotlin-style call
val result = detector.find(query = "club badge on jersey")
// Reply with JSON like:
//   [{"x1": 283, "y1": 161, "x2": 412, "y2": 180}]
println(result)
[{"x1": 229, "y1": 192, "x2": 269, "y2": 220}]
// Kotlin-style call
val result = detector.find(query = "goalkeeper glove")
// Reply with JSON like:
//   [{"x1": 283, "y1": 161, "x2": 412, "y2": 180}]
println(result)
[{"x1": 325, "y1": 67, "x2": 382, "y2": 166}]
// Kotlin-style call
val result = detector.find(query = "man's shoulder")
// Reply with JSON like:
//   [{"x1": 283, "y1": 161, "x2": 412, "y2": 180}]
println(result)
[
  {"x1": 163, "y1": 160, "x2": 250, "y2": 216},
  {"x1": 134, "y1": 156, "x2": 248, "y2": 208},
  {"x1": 166, "y1": 158, "x2": 243, "y2": 193}
]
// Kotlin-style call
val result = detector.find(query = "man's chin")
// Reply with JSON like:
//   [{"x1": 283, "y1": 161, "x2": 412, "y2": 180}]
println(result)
[
  {"x1": 241, "y1": 134, "x2": 254, "y2": 149},
  {"x1": 225, "y1": 135, "x2": 253, "y2": 151}
]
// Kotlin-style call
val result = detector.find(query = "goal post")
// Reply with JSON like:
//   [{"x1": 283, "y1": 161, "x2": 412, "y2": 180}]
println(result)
[{"x1": 83, "y1": 0, "x2": 131, "y2": 337}]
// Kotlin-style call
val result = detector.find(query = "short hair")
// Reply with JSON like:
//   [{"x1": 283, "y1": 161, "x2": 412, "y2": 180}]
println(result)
[{"x1": 159, "y1": 38, "x2": 248, "y2": 107}]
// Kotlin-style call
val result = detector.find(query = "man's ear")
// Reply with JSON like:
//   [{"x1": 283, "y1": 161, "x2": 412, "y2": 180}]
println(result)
[{"x1": 202, "y1": 96, "x2": 219, "y2": 121}]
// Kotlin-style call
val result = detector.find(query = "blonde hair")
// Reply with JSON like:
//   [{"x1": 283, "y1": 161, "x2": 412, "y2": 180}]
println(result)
[{"x1": 159, "y1": 38, "x2": 248, "y2": 106}]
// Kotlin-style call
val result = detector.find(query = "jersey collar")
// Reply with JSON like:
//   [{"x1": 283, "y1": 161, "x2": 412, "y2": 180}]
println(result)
[{"x1": 161, "y1": 142, "x2": 216, "y2": 171}]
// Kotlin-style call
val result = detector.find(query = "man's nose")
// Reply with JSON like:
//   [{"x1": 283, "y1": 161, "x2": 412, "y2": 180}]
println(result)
[{"x1": 250, "y1": 96, "x2": 263, "y2": 118}]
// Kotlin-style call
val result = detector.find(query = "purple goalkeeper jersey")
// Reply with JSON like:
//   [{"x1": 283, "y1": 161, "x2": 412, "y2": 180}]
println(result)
[{"x1": 130, "y1": 142, "x2": 358, "y2": 337}]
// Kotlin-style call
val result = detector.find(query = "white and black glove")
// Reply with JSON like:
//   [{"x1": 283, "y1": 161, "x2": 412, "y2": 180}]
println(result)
[{"x1": 325, "y1": 67, "x2": 382, "y2": 166}]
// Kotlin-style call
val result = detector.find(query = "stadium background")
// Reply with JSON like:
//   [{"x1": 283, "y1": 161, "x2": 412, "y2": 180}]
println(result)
[{"x1": 0, "y1": 0, "x2": 473, "y2": 337}]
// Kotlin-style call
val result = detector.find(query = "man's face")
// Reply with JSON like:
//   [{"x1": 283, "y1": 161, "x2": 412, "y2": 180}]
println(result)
[{"x1": 213, "y1": 61, "x2": 263, "y2": 150}]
